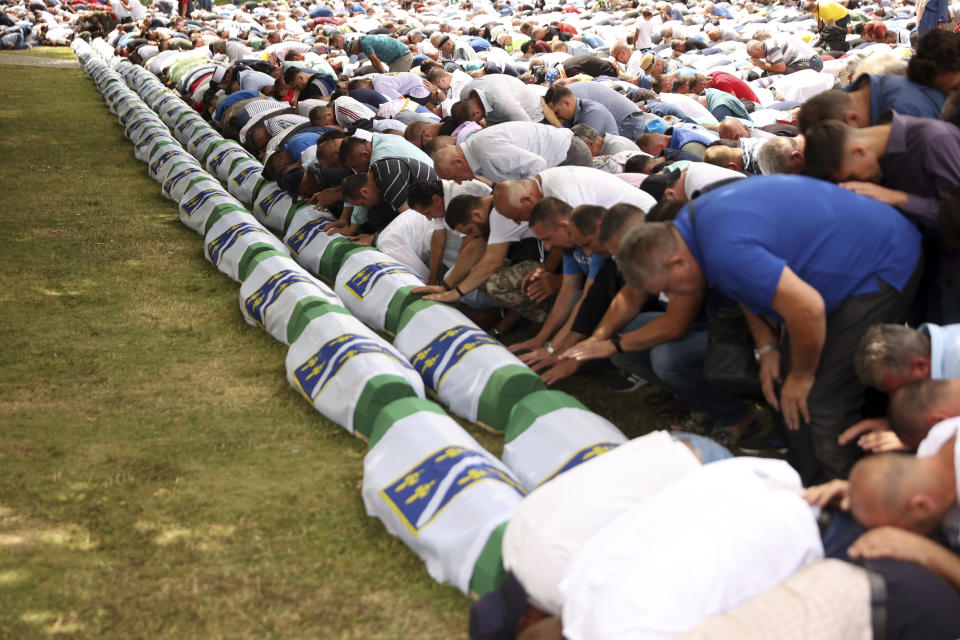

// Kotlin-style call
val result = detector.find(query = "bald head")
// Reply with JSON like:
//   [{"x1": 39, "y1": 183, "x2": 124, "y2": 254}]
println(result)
[
  {"x1": 432, "y1": 145, "x2": 474, "y2": 182},
  {"x1": 718, "y1": 117, "x2": 750, "y2": 141},
  {"x1": 849, "y1": 452, "x2": 952, "y2": 536},
  {"x1": 493, "y1": 179, "x2": 541, "y2": 223}
]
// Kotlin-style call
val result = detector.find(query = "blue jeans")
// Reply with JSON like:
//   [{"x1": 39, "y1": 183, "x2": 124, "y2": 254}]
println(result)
[
  {"x1": 1, "y1": 31, "x2": 27, "y2": 49},
  {"x1": 645, "y1": 100, "x2": 696, "y2": 124},
  {"x1": 617, "y1": 114, "x2": 646, "y2": 142},
  {"x1": 612, "y1": 311, "x2": 748, "y2": 427}
]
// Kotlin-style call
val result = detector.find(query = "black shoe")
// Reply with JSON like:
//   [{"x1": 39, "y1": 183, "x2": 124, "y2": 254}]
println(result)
[{"x1": 605, "y1": 372, "x2": 649, "y2": 392}]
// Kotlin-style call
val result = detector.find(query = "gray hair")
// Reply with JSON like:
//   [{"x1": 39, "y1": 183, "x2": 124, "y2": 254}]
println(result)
[
  {"x1": 616, "y1": 222, "x2": 677, "y2": 289},
  {"x1": 571, "y1": 123, "x2": 601, "y2": 142},
  {"x1": 889, "y1": 379, "x2": 951, "y2": 447},
  {"x1": 853, "y1": 324, "x2": 931, "y2": 388},
  {"x1": 757, "y1": 136, "x2": 800, "y2": 175}
]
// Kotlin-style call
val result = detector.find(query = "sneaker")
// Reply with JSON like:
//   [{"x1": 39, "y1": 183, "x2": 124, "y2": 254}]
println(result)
[
  {"x1": 605, "y1": 372, "x2": 649, "y2": 392},
  {"x1": 736, "y1": 428, "x2": 788, "y2": 455}
]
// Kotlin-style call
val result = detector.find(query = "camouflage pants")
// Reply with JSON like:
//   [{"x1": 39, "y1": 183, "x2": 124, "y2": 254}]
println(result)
[{"x1": 482, "y1": 260, "x2": 553, "y2": 323}]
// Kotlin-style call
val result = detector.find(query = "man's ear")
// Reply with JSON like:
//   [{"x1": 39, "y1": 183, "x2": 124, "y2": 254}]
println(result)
[
  {"x1": 910, "y1": 355, "x2": 931, "y2": 380},
  {"x1": 469, "y1": 208, "x2": 484, "y2": 222},
  {"x1": 907, "y1": 492, "x2": 936, "y2": 518},
  {"x1": 844, "y1": 109, "x2": 864, "y2": 128}
]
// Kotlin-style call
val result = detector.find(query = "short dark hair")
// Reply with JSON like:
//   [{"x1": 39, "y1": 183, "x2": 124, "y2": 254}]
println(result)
[
  {"x1": 801, "y1": 119, "x2": 851, "y2": 182},
  {"x1": 529, "y1": 196, "x2": 572, "y2": 227},
  {"x1": 599, "y1": 203, "x2": 645, "y2": 244},
  {"x1": 797, "y1": 90, "x2": 854, "y2": 132},
  {"x1": 348, "y1": 77, "x2": 373, "y2": 90},
  {"x1": 338, "y1": 137, "x2": 368, "y2": 165},
  {"x1": 407, "y1": 180, "x2": 444, "y2": 210},
  {"x1": 419, "y1": 59, "x2": 441, "y2": 75},
  {"x1": 318, "y1": 129, "x2": 350, "y2": 144},
  {"x1": 341, "y1": 173, "x2": 371, "y2": 200},
  {"x1": 283, "y1": 65, "x2": 303, "y2": 84},
  {"x1": 570, "y1": 205, "x2": 606, "y2": 234},
  {"x1": 645, "y1": 199, "x2": 686, "y2": 222},
  {"x1": 543, "y1": 85, "x2": 573, "y2": 106},
  {"x1": 445, "y1": 194, "x2": 482, "y2": 229},
  {"x1": 623, "y1": 154, "x2": 659, "y2": 174},
  {"x1": 450, "y1": 99, "x2": 474, "y2": 125}
]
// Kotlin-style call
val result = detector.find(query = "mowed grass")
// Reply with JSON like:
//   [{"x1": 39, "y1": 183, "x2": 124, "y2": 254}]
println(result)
[
  {"x1": 0, "y1": 57, "x2": 670, "y2": 639},
  {"x1": 0, "y1": 62, "x2": 471, "y2": 639},
  {"x1": 2, "y1": 46, "x2": 78, "y2": 60}
]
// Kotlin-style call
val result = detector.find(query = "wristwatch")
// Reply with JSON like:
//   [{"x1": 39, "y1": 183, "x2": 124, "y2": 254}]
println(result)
[
  {"x1": 611, "y1": 336, "x2": 624, "y2": 354},
  {"x1": 753, "y1": 343, "x2": 779, "y2": 363}
]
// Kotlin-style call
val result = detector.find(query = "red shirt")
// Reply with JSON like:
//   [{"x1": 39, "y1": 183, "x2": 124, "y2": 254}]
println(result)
[{"x1": 709, "y1": 71, "x2": 759, "y2": 103}]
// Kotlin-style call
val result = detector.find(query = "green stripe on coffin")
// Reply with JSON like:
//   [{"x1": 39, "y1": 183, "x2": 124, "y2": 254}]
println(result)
[
  {"x1": 352, "y1": 375, "x2": 421, "y2": 440},
  {"x1": 504, "y1": 390, "x2": 587, "y2": 444},
  {"x1": 469, "y1": 521, "x2": 509, "y2": 597},
  {"x1": 367, "y1": 397, "x2": 448, "y2": 450},
  {"x1": 285, "y1": 298, "x2": 350, "y2": 345},
  {"x1": 318, "y1": 240, "x2": 363, "y2": 281},
  {"x1": 384, "y1": 285, "x2": 424, "y2": 335},
  {"x1": 283, "y1": 202, "x2": 318, "y2": 235},
  {"x1": 394, "y1": 298, "x2": 439, "y2": 335},
  {"x1": 237, "y1": 246, "x2": 287, "y2": 282},
  {"x1": 203, "y1": 203, "x2": 248, "y2": 235},
  {"x1": 477, "y1": 365, "x2": 546, "y2": 432}
]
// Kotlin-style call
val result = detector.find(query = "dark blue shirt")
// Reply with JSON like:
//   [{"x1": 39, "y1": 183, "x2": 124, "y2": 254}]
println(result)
[
  {"x1": 673, "y1": 175, "x2": 922, "y2": 319},
  {"x1": 349, "y1": 87, "x2": 389, "y2": 111},
  {"x1": 669, "y1": 126, "x2": 714, "y2": 150},
  {"x1": 213, "y1": 89, "x2": 260, "y2": 122},
  {"x1": 845, "y1": 73, "x2": 946, "y2": 125}
]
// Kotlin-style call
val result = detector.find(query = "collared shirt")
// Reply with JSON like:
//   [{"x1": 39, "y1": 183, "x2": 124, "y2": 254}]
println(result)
[
  {"x1": 370, "y1": 72, "x2": 429, "y2": 100},
  {"x1": 460, "y1": 122, "x2": 574, "y2": 182},
  {"x1": 567, "y1": 81, "x2": 641, "y2": 125},
  {"x1": 739, "y1": 137, "x2": 764, "y2": 175},
  {"x1": 763, "y1": 34, "x2": 816, "y2": 67},
  {"x1": 811, "y1": 0, "x2": 849, "y2": 22},
  {"x1": 879, "y1": 112, "x2": 960, "y2": 227},
  {"x1": 370, "y1": 157, "x2": 437, "y2": 212},
  {"x1": 920, "y1": 323, "x2": 960, "y2": 379},
  {"x1": 358, "y1": 35, "x2": 410, "y2": 64},
  {"x1": 845, "y1": 73, "x2": 946, "y2": 125},
  {"x1": 539, "y1": 166, "x2": 657, "y2": 212},
  {"x1": 572, "y1": 97, "x2": 618, "y2": 137},
  {"x1": 351, "y1": 133, "x2": 434, "y2": 225},
  {"x1": 673, "y1": 175, "x2": 922, "y2": 319},
  {"x1": 462, "y1": 75, "x2": 544, "y2": 125},
  {"x1": 708, "y1": 71, "x2": 759, "y2": 102},
  {"x1": 601, "y1": 134, "x2": 641, "y2": 155},
  {"x1": 237, "y1": 68, "x2": 274, "y2": 92}
]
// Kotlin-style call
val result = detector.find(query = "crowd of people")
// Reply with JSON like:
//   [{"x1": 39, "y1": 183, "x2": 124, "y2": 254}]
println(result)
[{"x1": 21, "y1": 0, "x2": 960, "y2": 634}]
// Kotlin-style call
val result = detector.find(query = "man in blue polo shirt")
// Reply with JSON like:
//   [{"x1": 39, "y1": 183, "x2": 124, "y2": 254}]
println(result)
[
  {"x1": 798, "y1": 74, "x2": 946, "y2": 131},
  {"x1": 638, "y1": 126, "x2": 715, "y2": 159},
  {"x1": 617, "y1": 175, "x2": 923, "y2": 483},
  {"x1": 544, "y1": 85, "x2": 620, "y2": 138}
]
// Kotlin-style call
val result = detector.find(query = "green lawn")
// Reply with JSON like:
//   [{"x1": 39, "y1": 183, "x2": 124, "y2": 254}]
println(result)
[
  {"x1": 0, "y1": 56, "x2": 673, "y2": 639},
  {"x1": 2, "y1": 46, "x2": 78, "y2": 60}
]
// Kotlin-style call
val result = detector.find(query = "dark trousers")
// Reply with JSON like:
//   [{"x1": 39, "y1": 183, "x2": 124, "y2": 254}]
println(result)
[{"x1": 782, "y1": 265, "x2": 922, "y2": 484}]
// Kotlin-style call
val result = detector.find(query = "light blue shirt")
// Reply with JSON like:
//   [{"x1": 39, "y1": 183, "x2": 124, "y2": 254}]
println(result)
[
  {"x1": 351, "y1": 133, "x2": 434, "y2": 225},
  {"x1": 921, "y1": 323, "x2": 960, "y2": 380}
]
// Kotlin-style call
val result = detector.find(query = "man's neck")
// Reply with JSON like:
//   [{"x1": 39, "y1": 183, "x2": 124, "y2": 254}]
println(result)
[
  {"x1": 848, "y1": 84, "x2": 872, "y2": 126},
  {"x1": 858, "y1": 123, "x2": 893, "y2": 156}
]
